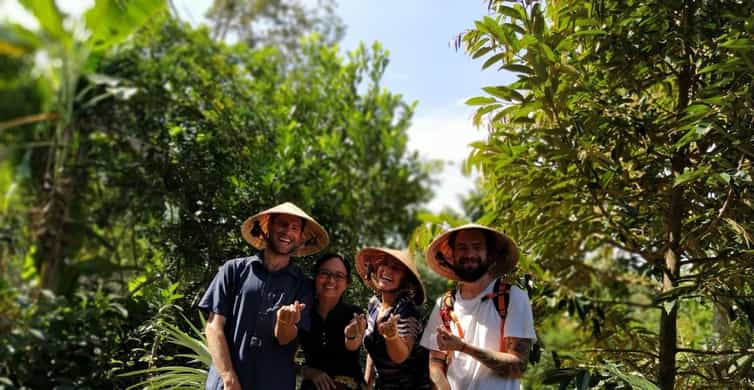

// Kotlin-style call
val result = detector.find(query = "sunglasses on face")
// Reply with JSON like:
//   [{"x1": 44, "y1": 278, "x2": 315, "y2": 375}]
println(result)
[{"x1": 316, "y1": 269, "x2": 348, "y2": 282}]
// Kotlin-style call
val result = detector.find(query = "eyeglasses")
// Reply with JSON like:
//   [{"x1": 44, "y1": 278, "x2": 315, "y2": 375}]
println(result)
[{"x1": 316, "y1": 269, "x2": 348, "y2": 282}]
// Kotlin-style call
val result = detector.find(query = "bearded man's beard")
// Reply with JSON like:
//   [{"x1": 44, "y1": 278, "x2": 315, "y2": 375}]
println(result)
[{"x1": 453, "y1": 257, "x2": 488, "y2": 282}]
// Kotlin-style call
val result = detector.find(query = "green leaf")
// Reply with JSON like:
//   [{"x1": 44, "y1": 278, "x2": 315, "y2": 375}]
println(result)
[
  {"x1": 674, "y1": 123, "x2": 711, "y2": 149},
  {"x1": 571, "y1": 29, "x2": 608, "y2": 37},
  {"x1": 725, "y1": 218, "x2": 752, "y2": 247},
  {"x1": 482, "y1": 85, "x2": 525, "y2": 102},
  {"x1": 482, "y1": 53, "x2": 506, "y2": 70},
  {"x1": 472, "y1": 46, "x2": 492, "y2": 59},
  {"x1": 18, "y1": 0, "x2": 67, "y2": 42},
  {"x1": 496, "y1": 5, "x2": 523, "y2": 21},
  {"x1": 501, "y1": 64, "x2": 534, "y2": 74},
  {"x1": 539, "y1": 42, "x2": 557, "y2": 62},
  {"x1": 673, "y1": 166, "x2": 709, "y2": 187},
  {"x1": 720, "y1": 39, "x2": 754, "y2": 50},
  {"x1": 465, "y1": 96, "x2": 497, "y2": 105},
  {"x1": 85, "y1": 0, "x2": 167, "y2": 52}
]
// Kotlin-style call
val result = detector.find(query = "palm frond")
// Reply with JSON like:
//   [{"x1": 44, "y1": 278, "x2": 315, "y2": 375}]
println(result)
[{"x1": 119, "y1": 312, "x2": 209, "y2": 389}]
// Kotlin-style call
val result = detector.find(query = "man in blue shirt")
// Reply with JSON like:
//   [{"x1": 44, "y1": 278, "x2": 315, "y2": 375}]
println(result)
[{"x1": 199, "y1": 202, "x2": 330, "y2": 390}]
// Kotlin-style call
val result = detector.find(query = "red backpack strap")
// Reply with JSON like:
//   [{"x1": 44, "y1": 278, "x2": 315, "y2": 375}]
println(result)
[{"x1": 482, "y1": 278, "x2": 511, "y2": 352}]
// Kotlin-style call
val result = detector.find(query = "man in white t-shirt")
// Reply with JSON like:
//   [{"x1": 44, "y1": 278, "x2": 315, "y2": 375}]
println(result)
[{"x1": 420, "y1": 224, "x2": 536, "y2": 390}]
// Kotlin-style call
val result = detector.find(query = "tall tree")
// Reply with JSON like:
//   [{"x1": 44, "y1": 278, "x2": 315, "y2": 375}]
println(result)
[
  {"x1": 0, "y1": 0, "x2": 167, "y2": 293},
  {"x1": 205, "y1": 0, "x2": 345, "y2": 56},
  {"x1": 460, "y1": 0, "x2": 754, "y2": 388},
  {"x1": 56, "y1": 19, "x2": 433, "y2": 297}
]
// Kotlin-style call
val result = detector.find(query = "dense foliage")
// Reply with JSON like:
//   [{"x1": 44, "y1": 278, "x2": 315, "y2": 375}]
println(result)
[
  {"x1": 460, "y1": 0, "x2": 754, "y2": 388},
  {"x1": 3, "y1": 0, "x2": 752, "y2": 388},
  {"x1": 0, "y1": 1, "x2": 433, "y2": 387}
]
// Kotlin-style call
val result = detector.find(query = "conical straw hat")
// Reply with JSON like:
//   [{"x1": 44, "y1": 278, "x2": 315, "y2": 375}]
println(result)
[
  {"x1": 241, "y1": 202, "x2": 329, "y2": 257},
  {"x1": 425, "y1": 223, "x2": 519, "y2": 281},
  {"x1": 355, "y1": 247, "x2": 425, "y2": 305}
]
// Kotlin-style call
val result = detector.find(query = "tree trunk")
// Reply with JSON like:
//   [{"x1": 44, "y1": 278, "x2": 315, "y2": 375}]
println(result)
[
  {"x1": 658, "y1": 1, "x2": 695, "y2": 382},
  {"x1": 658, "y1": 149, "x2": 686, "y2": 389},
  {"x1": 32, "y1": 125, "x2": 87, "y2": 294}
]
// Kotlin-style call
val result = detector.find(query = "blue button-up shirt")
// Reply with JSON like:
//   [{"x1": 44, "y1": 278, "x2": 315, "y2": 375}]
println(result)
[{"x1": 199, "y1": 252, "x2": 313, "y2": 389}]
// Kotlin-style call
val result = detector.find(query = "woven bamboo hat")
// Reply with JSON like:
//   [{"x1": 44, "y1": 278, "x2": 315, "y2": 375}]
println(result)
[
  {"x1": 241, "y1": 202, "x2": 329, "y2": 257},
  {"x1": 426, "y1": 223, "x2": 519, "y2": 281},
  {"x1": 355, "y1": 247, "x2": 425, "y2": 305}
]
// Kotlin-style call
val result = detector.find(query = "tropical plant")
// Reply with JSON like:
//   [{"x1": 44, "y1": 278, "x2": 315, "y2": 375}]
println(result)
[
  {"x1": 119, "y1": 313, "x2": 210, "y2": 390},
  {"x1": 1, "y1": 3, "x2": 435, "y2": 386},
  {"x1": 458, "y1": 0, "x2": 754, "y2": 388},
  {"x1": 0, "y1": 0, "x2": 167, "y2": 294}
]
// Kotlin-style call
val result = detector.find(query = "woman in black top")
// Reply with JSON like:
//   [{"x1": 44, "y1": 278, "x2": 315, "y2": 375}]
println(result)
[
  {"x1": 300, "y1": 253, "x2": 367, "y2": 390},
  {"x1": 355, "y1": 248, "x2": 430, "y2": 390}
]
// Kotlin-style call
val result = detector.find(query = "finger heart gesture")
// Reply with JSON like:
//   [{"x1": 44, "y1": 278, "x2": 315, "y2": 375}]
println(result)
[
  {"x1": 378, "y1": 314, "x2": 401, "y2": 339},
  {"x1": 276, "y1": 300, "x2": 306, "y2": 326},
  {"x1": 345, "y1": 313, "x2": 367, "y2": 339}
]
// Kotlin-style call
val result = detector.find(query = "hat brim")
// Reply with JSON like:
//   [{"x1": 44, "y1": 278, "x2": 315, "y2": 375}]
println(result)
[
  {"x1": 426, "y1": 224, "x2": 519, "y2": 281},
  {"x1": 241, "y1": 202, "x2": 329, "y2": 257},
  {"x1": 355, "y1": 247, "x2": 425, "y2": 305}
]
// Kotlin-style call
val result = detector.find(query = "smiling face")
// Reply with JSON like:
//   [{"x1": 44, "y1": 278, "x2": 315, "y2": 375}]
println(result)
[
  {"x1": 451, "y1": 229, "x2": 490, "y2": 282},
  {"x1": 315, "y1": 256, "x2": 349, "y2": 301},
  {"x1": 374, "y1": 256, "x2": 407, "y2": 292},
  {"x1": 266, "y1": 214, "x2": 304, "y2": 255}
]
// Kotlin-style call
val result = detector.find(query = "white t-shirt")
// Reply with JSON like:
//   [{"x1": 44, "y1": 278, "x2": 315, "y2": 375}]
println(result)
[{"x1": 419, "y1": 279, "x2": 537, "y2": 390}]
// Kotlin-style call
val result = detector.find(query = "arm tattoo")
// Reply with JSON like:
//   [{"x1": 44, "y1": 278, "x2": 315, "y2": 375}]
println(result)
[
  {"x1": 506, "y1": 337, "x2": 531, "y2": 373},
  {"x1": 462, "y1": 337, "x2": 532, "y2": 378}
]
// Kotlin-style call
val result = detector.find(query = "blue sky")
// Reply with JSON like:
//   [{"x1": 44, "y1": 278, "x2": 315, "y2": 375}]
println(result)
[
  {"x1": 2, "y1": 0, "x2": 515, "y2": 214},
  {"x1": 336, "y1": 1, "x2": 514, "y2": 213}
]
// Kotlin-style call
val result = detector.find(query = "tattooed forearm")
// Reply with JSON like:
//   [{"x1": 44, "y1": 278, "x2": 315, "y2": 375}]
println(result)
[
  {"x1": 428, "y1": 351, "x2": 451, "y2": 390},
  {"x1": 461, "y1": 337, "x2": 532, "y2": 378},
  {"x1": 506, "y1": 337, "x2": 531, "y2": 373}
]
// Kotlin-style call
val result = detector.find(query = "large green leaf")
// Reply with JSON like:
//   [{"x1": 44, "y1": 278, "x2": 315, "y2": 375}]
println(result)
[
  {"x1": 84, "y1": 0, "x2": 166, "y2": 52},
  {"x1": 18, "y1": 0, "x2": 67, "y2": 42}
]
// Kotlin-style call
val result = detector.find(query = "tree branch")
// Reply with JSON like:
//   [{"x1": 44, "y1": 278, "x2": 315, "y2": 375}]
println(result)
[
  {"x1": 677, "y1": 348, "x2": 754, "y2": 356},
  {"x1": 578, "y1": 348, "x2": 659, "y2": 359},
  {"x1": 0, "y1": 112, "x2": 60, "y2": 132}
]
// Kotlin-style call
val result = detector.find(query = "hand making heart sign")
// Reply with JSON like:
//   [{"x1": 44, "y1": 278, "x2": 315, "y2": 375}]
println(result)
[{"x1": 276, "y1": 300, "x2": 306, "y2": 326}]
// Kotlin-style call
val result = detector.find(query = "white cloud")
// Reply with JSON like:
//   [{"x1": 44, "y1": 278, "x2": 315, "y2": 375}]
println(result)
[{"x1": 408, "y1": 106, "x2": 485, "y2": 214}]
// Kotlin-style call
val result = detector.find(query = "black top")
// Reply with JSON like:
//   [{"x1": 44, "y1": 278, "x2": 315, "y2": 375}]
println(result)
[
  {"x1": 363, "y1": 294, "x2": 430, "y2": 390},
  {"x1": 300, "y1": 301, "x2": 364, "y2": 390}
]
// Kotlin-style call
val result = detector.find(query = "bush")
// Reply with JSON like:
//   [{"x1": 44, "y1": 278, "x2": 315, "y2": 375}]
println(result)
[{"x1": 0, "y1": 289, "x2": 150, "y2": 389}]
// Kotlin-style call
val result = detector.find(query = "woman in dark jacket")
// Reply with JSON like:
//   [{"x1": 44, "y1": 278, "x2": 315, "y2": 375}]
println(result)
[{"x1": 300, "y1": 253, "x2": 367, "y2": 390}]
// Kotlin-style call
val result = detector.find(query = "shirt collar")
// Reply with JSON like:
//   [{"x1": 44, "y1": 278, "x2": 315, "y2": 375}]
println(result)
[{"x1": 253, "y1": 250, "x2": 301, "y2": 277}]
